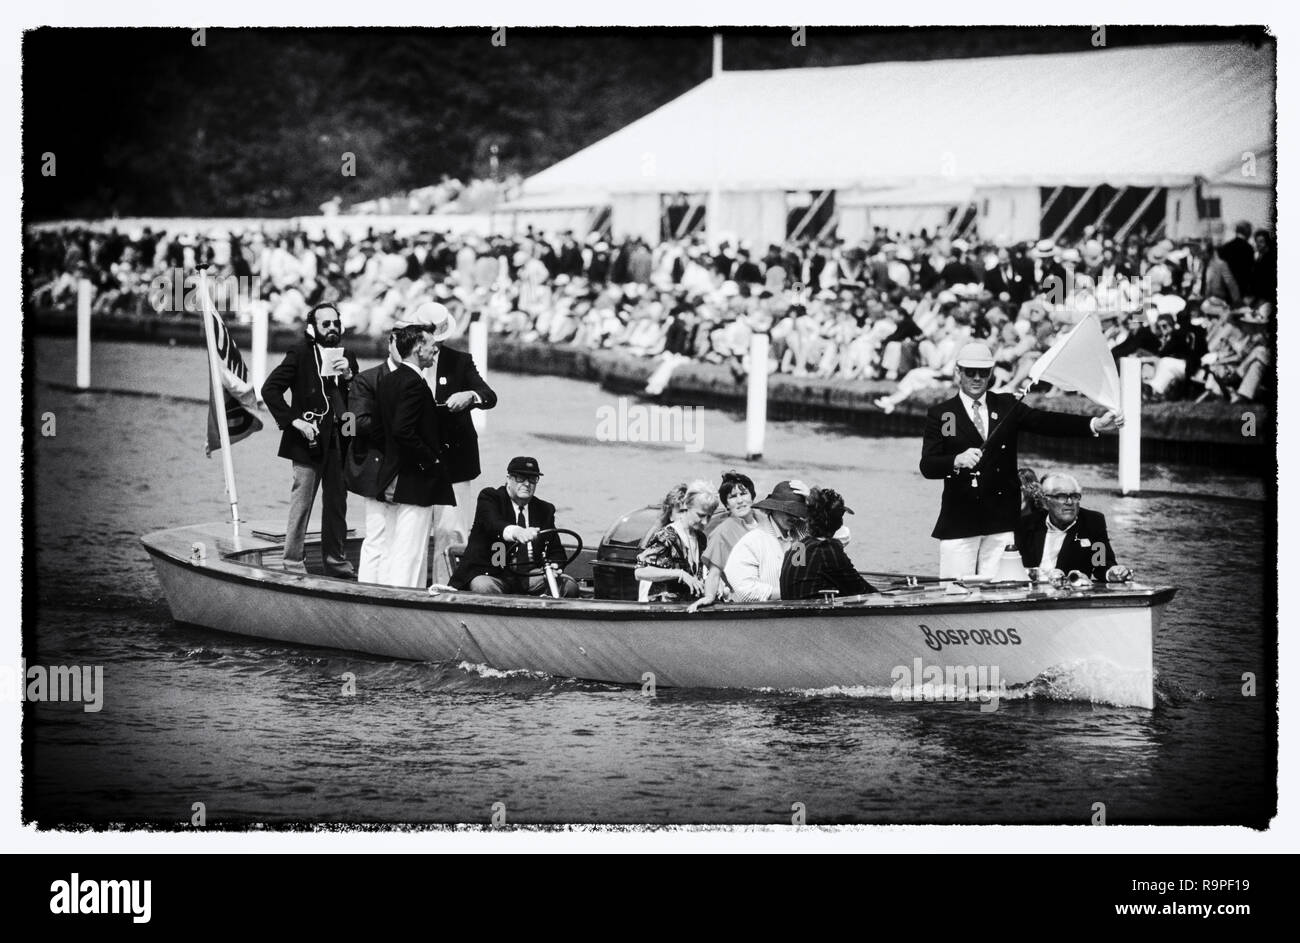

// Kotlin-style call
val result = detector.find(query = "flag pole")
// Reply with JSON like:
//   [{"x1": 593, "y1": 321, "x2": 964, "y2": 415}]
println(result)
[{"x1": 197, "y1": 265, "x2": 241, "y2": 540}]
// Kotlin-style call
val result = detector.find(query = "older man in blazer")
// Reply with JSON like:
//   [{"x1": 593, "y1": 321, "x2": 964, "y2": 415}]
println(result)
[
  {"x1": 449, "y1": 457, "x2": 578, "y2": 597},
  {"x1": 1015, "y1": 472, "x2": 1132, "y2": 582},
  {"x1": 373, "y1": 324, "x2": 454, "y2": 588},
  {"x1": 919, "y1": 342, "x2": 1122, "y2": 578}
]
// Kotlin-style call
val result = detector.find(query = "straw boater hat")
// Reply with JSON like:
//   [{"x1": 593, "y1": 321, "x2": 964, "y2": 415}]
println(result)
[
  {"x1": 395, "y1": 301, "x2": 456, "y2": 341},
  {"x1": 1200, "y1": 297, "x2": 1231, "y2": 318},
  {"x1": 1032, "y1": 239, "x2": 1057, "y2": 258}
]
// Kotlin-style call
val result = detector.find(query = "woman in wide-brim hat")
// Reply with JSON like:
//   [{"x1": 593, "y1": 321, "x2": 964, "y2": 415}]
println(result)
[{"x1": 719, "y1": 481, "x2": 811, "y2": 603}]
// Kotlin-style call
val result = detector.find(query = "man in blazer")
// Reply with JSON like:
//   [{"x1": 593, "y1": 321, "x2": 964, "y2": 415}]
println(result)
[
  {"x1": 414, "y1": 301, "x2": 498, "y2": 585},
  {"x1": 449, "y1": 456, "x2": 578, "y2": 597},
  {"x1": 983, "y1": 248, "x2": 1030, "y2": 306},
  {"x1": 373, "y1": 324, "x2": 453, "y2": 588},
  {"x1": 344, "y1": 330, "x2": 400, "y2": 584},
  {"x1": 919, "y1": 342, "x2": 1122, "y2": 579},
  {"x1": 1016, "y1": 473, "x2": 1132, "y2": 582},
  {"x1": 1018, "y1": 240, "x2": 1067, "y2": 298},
  {"x1": 261, "y1": 303, "x2": 361, "y2": 577}
]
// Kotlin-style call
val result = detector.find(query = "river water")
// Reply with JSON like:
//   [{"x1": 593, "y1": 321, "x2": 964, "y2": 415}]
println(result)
[{"x1": 23, "y1": 339, "x2": 1275, "y2": 827}]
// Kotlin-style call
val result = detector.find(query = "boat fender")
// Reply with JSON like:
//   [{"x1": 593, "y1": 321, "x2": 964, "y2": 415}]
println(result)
[{"x1": 190, "y1": 542, "x2": 207, "y2": 566}]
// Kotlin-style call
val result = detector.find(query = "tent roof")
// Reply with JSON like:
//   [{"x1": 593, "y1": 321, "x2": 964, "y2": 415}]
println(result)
[{"x1": 520, "y1": 42, "x2": 1274, "y2": 200}]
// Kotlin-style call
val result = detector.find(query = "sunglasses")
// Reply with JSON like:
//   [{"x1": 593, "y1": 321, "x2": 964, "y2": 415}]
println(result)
[{"x1": 961, "y1": 367, "x2": 993, "y2": 378}]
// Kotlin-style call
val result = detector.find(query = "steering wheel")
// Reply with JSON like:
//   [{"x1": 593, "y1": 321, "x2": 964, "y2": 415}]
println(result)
[{"x1": 499, "y1": 528, "x2": 585, "y2": 573}]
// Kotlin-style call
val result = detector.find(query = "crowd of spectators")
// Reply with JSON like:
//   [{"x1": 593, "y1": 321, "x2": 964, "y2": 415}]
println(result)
[{"x1": 25, "y1": 216, "x2": 1276, "y2": 406}]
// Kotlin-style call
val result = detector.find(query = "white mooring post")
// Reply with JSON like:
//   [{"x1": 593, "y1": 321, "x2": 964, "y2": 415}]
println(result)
[
  {"x1": 468, "y1": 314, "x2": 488, "y2": 434},
  {"x1": 76, "y1": 277, "x2": 92, "y2": 389},
  {"x1": 251, "y1": 302, "x2": 269, "y2": 401},
  {"x1": 1119, "y1": 357, "x2": 1142, "y2": 494},
  {"x1": 745, "y1": 332, "x2": 770, "y2": 461}
]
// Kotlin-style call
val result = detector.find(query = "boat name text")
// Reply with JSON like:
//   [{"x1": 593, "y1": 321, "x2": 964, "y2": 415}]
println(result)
[{"x1": 920, "y1": 623, "x2": 1021, "y2": 652}]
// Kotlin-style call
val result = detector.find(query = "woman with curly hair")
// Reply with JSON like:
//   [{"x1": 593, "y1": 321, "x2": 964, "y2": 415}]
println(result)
[
  {"x1": 689, "y1": 470, "x2": 767, "y2": 610},
  {"x1": 780, "y1": 487, "x2": 876, "y2": 600},
  {"x1": 635, "y1": 480, "x2": 719, "y2": 602}
]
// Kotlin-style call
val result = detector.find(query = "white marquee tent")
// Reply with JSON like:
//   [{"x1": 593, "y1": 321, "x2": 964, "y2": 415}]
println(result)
[{"x1": 506, "y1": 41, "x2": 1275, "y2": 245}]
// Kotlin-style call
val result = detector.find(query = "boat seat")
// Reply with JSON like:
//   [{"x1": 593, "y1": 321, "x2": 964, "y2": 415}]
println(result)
[{"x1": 444, "y1": 543, "x2": 467, "y2": 577}]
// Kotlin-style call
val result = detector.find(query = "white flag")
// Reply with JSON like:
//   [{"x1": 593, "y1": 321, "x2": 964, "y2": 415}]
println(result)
[{"x1": 1027, "y1": 312, "x2": 1121, "y2": 411}]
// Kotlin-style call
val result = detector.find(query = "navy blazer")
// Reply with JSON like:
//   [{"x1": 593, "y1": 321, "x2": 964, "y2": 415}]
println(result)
[
  {"x1": 920, "y1": 392, "x2": 1094, "y2": 540},
  {"x1": 375, "y1": 363, "x2": 453, "y2": 508},
  {"x1": 343, "y1": 359, "x2": 393, "y2": 499},
  {"x1": 1015, "y1": 507, "x2": 1118, "y2": 580},
  {"x1": 450, "y1": 486, "x2": 566, "y2": 589},
  {"x1": 430, "y1": 346, "x2": 497, "y2": 484}
]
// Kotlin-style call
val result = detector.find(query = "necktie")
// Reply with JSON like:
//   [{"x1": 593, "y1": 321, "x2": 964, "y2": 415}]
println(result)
[
  {"x1": 972, "y1": 399, "x2": 986, "y2": 441},
  {"x1": 517, "y1": 508, "x2": 531, "y2": 562}
]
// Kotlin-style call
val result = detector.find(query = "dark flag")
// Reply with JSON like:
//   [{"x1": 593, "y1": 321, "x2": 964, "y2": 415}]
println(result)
[{"x1": 203, "y1": 303, "x2": 263, "y2": 456}]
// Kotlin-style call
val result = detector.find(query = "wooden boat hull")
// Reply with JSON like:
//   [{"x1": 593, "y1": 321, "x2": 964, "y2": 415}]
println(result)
[{"x1": 143, "y1": 523, "x2": 1174, "y2": 708}]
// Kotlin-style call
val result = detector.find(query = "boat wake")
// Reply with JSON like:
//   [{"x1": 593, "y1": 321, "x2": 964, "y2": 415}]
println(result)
[
  {"x1": 452, "y1": 660, "x2": 552, "y2": 682},
  {"x1": 772, "y1": 659, "x2": 1153, "y2": 708}
]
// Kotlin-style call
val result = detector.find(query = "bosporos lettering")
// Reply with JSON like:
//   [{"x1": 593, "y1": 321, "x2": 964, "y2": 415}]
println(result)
[
  {"x1": 49, "y1": 873, "x2": 151, "y2": 924},
  {"x1": 920, "y1": 623, "x2": 1022, "y2": 652}
]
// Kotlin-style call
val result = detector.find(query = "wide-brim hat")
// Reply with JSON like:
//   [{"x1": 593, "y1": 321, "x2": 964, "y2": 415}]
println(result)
[
  {"x1": 1032, "y1": 239, "x2": 1057, "y2": 258},
  {"x1": 751, "y1": 480, "x2": 810, "y2": 518},
  {"x1": 395, "y1": 301, "x2": 456, "y2": 341},
  {"x1": 955, "y1": 342, "x2": 996, "y2": 369}
]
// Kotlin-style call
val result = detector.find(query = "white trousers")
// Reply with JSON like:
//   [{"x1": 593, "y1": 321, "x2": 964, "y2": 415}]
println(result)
[
  {"x1": 357, "y1": 496, "x2": 390, "y2": 585},
  {"x1": 384, "y1": 502, "x2": 435, "y2": 589},
  {"x1": 938, "y1": 532, "x2": 1014, "y2": 579},
  {"x1": 429, "y1": 479, "x2": 475, "y2": 586}
]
